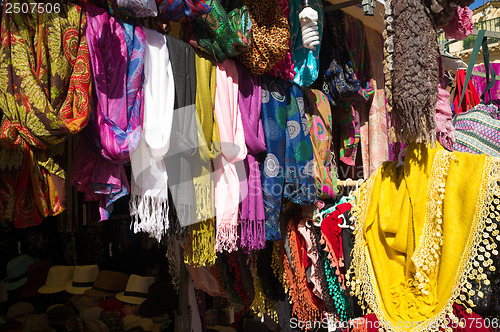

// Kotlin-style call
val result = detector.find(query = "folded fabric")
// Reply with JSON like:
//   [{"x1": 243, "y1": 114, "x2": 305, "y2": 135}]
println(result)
[
  {"x1": 349, "y1": 143, "x2": 500, "y2": 331},
  {"x1": 156, "y1": 0, "x2": 211, "y2": 22},
  {"x1": 72, "y1": 4, "x2": 145, "y2": 220},
  {"x1": 130, "y1": 28, "x2": 174, "y2": 241},
  {"x1": 193, "y1": 0, "x2": 252, "y2": 62},
  {"x1": 213, "y1": 59, "x2": 248, "y2": 252},
  {"x1": 0, "y1": 1, "x2": 91, "y2": 227}
]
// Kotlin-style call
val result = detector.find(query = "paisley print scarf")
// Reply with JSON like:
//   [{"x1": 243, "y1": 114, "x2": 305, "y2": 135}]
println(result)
[
  {"x1": 0, "y1": 1, "x2": 91, "y2": 227},
  {"x1": 72, "y1": 4, "x2": 145, "y2": 220}
]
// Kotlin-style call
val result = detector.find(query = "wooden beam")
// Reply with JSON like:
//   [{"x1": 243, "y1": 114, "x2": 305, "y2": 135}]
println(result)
[
  {"x1": 324, "y1": 0, "x2": 362, "y2": 12},
  {"x1": 472, "y1": 28, "x2": 500, "y2": 39}
]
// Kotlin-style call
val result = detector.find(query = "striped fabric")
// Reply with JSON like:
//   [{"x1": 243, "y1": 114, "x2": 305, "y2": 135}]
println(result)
[{"x1": 453, "y1": 103, "x2": 500, "y2": 156}]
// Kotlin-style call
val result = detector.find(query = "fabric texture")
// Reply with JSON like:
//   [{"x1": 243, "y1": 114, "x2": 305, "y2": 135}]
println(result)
[
  {"x1": 348, "y1": 143, "x2": 500, "y2": 331},
  {"x1": 304, "y1": 89, "x2": 337, "y2": 199},
  {"x1": 183, "y1": 50, "x2": 220, "y2": 267},
  {"x1": 164, "y1": 35, "x2": 199, "y2": 230},
  {"x1": 260, "y1": 75, "x2": 316, "y2": 240},
  {"x1": 0, "y1": 1, "x2": 91, "y2": 227},
  {"x1": 156, "y1": 0, "x2": 211, "y2": 22},
  {"x1": 453, "y1": 103, "x2": 500, "y2": 156},
  {"x1": 193, "y1": 0, "x2": 252, "y2": 63},
  {"x1": 129, "y1": 28, "x2": 174, "y2": 241},
  {"x1": 213, "y1": 59, "x2": 247, "y2": 252},
  {"x1": 289, "y1": 0, "x2": 323, "y2": 87},
  {"x1": 442, "y1": 6, "x2": 474, "y2": 41},
  {"x1": 236, "y1": 63, "x2": 267, "y2": 253},
  {"x1": 471, "y1": 63, "x2": 500, "y2": 104},
  {"x1": 454, "y1": 68, "x2": 481, "y2": 114},
  {"x1": 108, "y1": 0, "x2": 158, "y2": 18},
  {"x1": 236, "y1": 0, "x2": 290, "y2": 75},
  {"x1": 72, "y1": 4, "x2": 145, "y2": 220}
]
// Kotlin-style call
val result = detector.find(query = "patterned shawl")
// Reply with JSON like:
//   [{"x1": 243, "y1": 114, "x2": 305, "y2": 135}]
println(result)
[
  {"x1": 156, "y1": 0, "x2": 211, "y2": 22},
  {"x1": 72, "y1": 4, "x2": 145, "y2": 220},
  {"x1": 236, "y1": 62, "x2": 266, "y2": 253},
  {"x1": 260, "y1": 75, "x2": 316, "y2": 240},
  {"x1": 0, "y1": 1, "x2": 91, "y2": 227}
]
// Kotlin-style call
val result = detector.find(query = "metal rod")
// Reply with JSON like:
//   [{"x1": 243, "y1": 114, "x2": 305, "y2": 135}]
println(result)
[
  {"x1": 337, "y1": 179, "x2": 364, "y2": 187},
  {"x1": 471, "y1": 28, "x2": 500, "y2": 39}
]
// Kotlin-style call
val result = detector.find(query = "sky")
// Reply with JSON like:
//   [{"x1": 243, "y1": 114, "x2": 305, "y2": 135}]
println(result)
[{"x1": 470, "y1": 0, "x2": 488, "y2": 10}]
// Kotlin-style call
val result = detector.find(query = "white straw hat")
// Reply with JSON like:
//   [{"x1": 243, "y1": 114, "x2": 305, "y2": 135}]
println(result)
[
  {"x1": 116, "y1": 275, "x2": 154, "y2": 305},
  {"x1": 38, "y1": 266, "x2": 75, "y2": 294},
  {"x1": 65, "y1": 265, "x2": 99, "y2": 295}
]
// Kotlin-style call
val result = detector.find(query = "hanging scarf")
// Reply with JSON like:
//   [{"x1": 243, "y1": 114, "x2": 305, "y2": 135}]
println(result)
[
  {"x1": 72, "y1": 4, "x2": 145, "y2": 220},
  {"x1": 348, "y1": 143, "x2": 500, "y2": 331},
  {"x1": 129, "y1": 28, "x2": 174, "y2": 241},
  {"x1": 304, "y1": 89, "x2": 337, "y2": 198},
  {"x1": 164, "y1": 35, "x2": 199, "y2": 230},
  {"x1": 236, "y1": 63, "x2": 266, "y2": 253},
  {"x1": 156, "y1": 0, "x2": 211, "y2": 22},
  {"x1": 184, "y1": 50, "x2": 220, "y2": 267},
  {"x1": 260, "y1": 76, "x2": 316, "y2": 240},
  {"x1": 454, "y1": 69, "x2": 481, "y2": 114},
  {"x1": 268, "y1": 0, "x2": 296, "y2": 81},
  {"x1": 0, "y1": 1, "x2": 91, "y2": 227},
  {"x1": 289, "y1": 0, "x2": 323, "y2": 87},
  {"x1": 214, "y1": 59, "x2": 248, "y2": 252}
]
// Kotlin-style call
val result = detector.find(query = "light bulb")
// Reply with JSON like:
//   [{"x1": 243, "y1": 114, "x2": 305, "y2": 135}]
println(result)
[{"x1": 299, "y1": 6, "x2": 320, "y2": 50}]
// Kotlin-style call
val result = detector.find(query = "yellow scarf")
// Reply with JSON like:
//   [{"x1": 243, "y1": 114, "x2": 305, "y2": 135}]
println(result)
[{"x1": 348, "y1": 143, "x2": 500, "y2": 331}]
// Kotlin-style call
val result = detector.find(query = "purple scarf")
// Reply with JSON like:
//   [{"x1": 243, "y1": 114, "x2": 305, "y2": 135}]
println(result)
[
  {"x1": 236, "y1": 63, "x2": 267, "y2": 252},
  {"x1": 71, "y1": 4, "x2": 145, "y2": 220}
]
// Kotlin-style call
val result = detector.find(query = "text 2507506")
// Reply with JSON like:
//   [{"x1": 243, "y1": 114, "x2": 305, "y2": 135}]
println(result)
[{"x1": 4, "y1": 2, "x2": 61, "y2": 14}]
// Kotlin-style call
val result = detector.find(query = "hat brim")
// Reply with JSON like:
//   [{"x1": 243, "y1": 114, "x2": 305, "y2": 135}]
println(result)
[
  {"x1": 65, "y1": 281, "x2": 92, "y2": 295},
  {"x1": 38, "y1": 285, "x2": 66, "y2": 294},
  {"x1": 5, "y1": 277, "x2": 28, "y2": 291},
  {"x1": 84, "y1": 288, "x2": 116, "y2": 298},
  {"x1": 115, "y1": 292, "x2": 146, "y2": 305}
]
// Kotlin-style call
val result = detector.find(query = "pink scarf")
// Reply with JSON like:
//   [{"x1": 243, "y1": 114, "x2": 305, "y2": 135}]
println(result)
[{"x1": 214, "y1": 59, "x2": 247, "y2": 252}]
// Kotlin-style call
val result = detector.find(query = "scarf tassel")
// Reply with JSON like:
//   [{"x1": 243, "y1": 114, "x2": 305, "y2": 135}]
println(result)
[
  {"x1": 215, "y1": 220, "x2": 238, "y2": 253},
  {"x1": 240, "y1": 218, "x2": 266, "y2": 253},
  {"x1": 129, "y1": 194, "x2": 169, "y2": 242},
  {"x1": 184, "y1": 218, "x2": 217, "y2": 267}
]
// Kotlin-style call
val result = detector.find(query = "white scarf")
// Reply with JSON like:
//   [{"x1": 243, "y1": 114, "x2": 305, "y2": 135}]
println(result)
[{"x1": 130, "y1": 28, "x2": 174, "y2": 241}]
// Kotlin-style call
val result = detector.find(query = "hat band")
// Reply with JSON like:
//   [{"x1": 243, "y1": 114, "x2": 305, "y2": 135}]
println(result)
[
  {"x1": 7, "y1": 272, "x2": 27, "y2": 283},
  {"x1": 91, "y1": 286, "x2": 119, "y2": 294},
  {"x1": 123, "y1": 291, "x2": 147, "y2": 298},
  {"x1": 72, "y1": 281, "x2": 94, "y2": 288}
]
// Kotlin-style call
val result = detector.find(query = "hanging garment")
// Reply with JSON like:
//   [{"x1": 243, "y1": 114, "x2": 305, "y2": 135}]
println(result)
[
  {"x1": 129, "y1": 28, "x2": 174, "y2": 241},
  {"x1": 236, "y1": 0, "x2": 290, "y2": 75},
  {"x1": 72, "y1": 4, "x2": 145, "y2": 220},
  {"x1": 183, "y1": 50, "x2": 219, "y2": 267},
  {"x1": 236, "y1": 63, "x2": 267, "y2": 253},
  {"x1": 349, "y1": 143, "x2": 500, "y2": 331},
  {"x1": 193, "y1": 0, "x2": 252, "y2": 63},
  {"x1": 156, "y1": 0, "x2": 211, "y2": 22},
  {"x1": 472, "y1": 63, "x2": 500, "y2": 104},
  {"x1": 289, "y1": 0, "x2": 323, "y2": 87},
  {"x1": 336, "y1": 103, "x2": 361, "y2": 167},
  {"x1": 0, "y1": 1, "x2": 91, "y2": 227},
  {"x1": 267, "y1": 0, "x2": 296, "y2": 81},
  {"x1": 304, "y1": 89, "x2": 337, "y2": 199},
  {"x1": 453, "y1": 103, "x2": 500, "y2": 156},
  {"x1": 164, "y1": 35, "x2": 199, "y2": 229},
  {"x1": 213, "y1": 59, "x2": 248, "y2": 252},
  {"x1": 260, "y1": 76, "x2": 316, "y2": 240},
  {"x1": 454, "y1": 69, "x2": 481, "y2": 115}
]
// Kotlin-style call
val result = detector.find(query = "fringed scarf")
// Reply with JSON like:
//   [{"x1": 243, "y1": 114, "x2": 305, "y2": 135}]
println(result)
[
  {"x1": 260, "y1": 75, "x2": 316, "y2": 240},
  {"x1": 236, "y1": 63, "x2": 266, "y2": 253},
  {"x1": 72, "y1": 4, "x2": 145, "y2": 220},
  {"x1": 386, "y1": 0, "x2": 472, "y2": 144},
  {"x1": 214, "y1": 59, "x2": 248, "y2": 252},
  {"x1": 0, "y1": 1, "x2": 91, "y2": 227},
  {"x1": 348, "y1": 143, "x2": 500, "y2": 331},
  {"x1": 184, "y1": 50, "x2": 220, "y2": 267},
  {"x1": 164, "y1": 35, "x2": 199, "y2": 229},
  {"x1": 129, "y1": 28, "x2": 174, "y2": 241}
]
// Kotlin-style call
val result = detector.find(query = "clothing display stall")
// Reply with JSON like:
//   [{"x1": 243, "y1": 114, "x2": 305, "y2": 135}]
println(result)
[{"x1": 1, "y1": 0, "x2": 499, "y2": 332}]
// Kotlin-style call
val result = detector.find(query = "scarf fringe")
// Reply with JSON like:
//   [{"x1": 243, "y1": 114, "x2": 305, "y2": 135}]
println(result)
[
  {"x1": 195, "y1": 183, "x2": 213, "y2": 222},
  {"x1": 129, "y1": 194, "x2": 169, "y2": 242},
  {"x1": 215, "y1": 220, "x2": 238, "y2": 253},
  {"x1": 184, "y1": 218, "x2": 217, "y2": 267},
  {"x1": 240, "y1": 218, "x2": 266, "y2": 253}
]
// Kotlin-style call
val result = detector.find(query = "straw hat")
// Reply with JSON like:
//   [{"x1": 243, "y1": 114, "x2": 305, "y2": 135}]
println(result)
[
  {"x1": 79, "y1": 306, "x2": 103, "y2": 323},
  {"x1": 21, "y1": 260, "x2": 52, "y2": 298},
  {"x1": 7, "y1": 301, "x2": 35, "y2": 320},
  {"x1": 46, "y1": 304, "x2": 76, "y2": 327},
  {"x1": 116, "y1": 275, "x2": 154, "y2": 305},
  {"x1": 65, "y1": 265, "x2": 99, "y2": 295},
  {"x1": 4, "y1": 255, "x2": 36, "y2": 291},
  {"x1": 71, "y1": 294, "x2": 98, "y2": 312},
  {"x1": 138, "y1": 282, "x2": 177, "y2": 318},
  {"x1": 39, "y1": 266, "x2": 75, "y2": 294},
  {"x1": 122, "y1": 314, "x2": 153, "y2": 332},
  {"x1": 84, "y1": 271, "x2": 129, "y2": 297}
]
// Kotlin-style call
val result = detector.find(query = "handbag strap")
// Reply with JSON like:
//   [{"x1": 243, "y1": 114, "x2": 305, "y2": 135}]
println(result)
[{"x1": 458, "y1": 30, "x2": 497, "y2": 112}]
